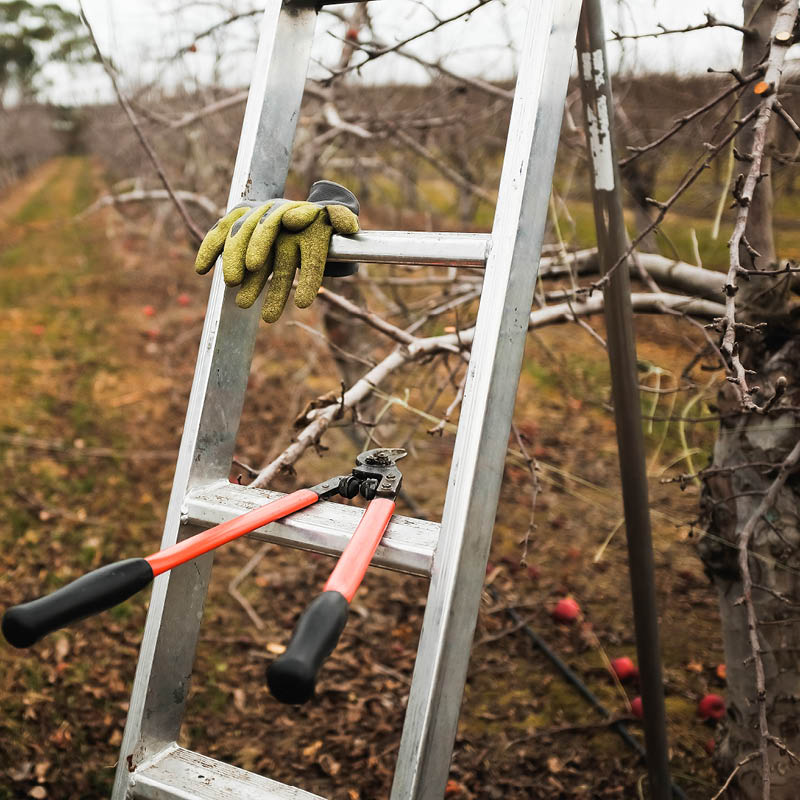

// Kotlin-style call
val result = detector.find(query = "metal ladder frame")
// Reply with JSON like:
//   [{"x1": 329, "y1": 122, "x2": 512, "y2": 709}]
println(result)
[{"x1": 111, "y1": 2, "x2": 587, "y2": 798}]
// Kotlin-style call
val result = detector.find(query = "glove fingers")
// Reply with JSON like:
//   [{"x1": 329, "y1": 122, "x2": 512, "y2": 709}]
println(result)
[
  {"x1": 195, "y1": 206, "x2": 250, "y2": 275},
  {"x1": 246, "y1": 200, "x2": 303, "y2": 271},
  {"x1": 235, "y1": 249, "x2": 274, "y2": 309},
  {"x1": 294, "y1": 216, "x2": 331, "y2": 309},
  {"x1": 261, "y1": 233, "x2": 298, "y2": 323},
  {"x1": 222, "y1": 201, "x2": 273, "y2": 286},
  {"x1": 325, "y1": 204, "x2": 359, "y2": 235},
  {"x1": 281, "y1": 204, "x2": 322, "y2": 232}
]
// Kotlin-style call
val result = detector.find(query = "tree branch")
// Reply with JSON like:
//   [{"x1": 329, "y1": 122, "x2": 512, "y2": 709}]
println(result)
[
  {"x1": 250, "y1": 291, "x2": 724, "y2": 488},
  {"x1": 79, "y1": 4, "x2": 205, "y2": 245},
  {"x1": 723, "y1": 2, "x2": 798, "y2": 411}
]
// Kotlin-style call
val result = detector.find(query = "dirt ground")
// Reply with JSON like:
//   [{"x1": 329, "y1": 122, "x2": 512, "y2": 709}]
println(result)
[{"x1": 0, "y1": 158, "x2": 726, "y2": 799}]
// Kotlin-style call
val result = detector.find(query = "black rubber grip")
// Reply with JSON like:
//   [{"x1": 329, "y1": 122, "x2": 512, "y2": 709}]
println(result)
[
  {"x1": 267, "y1": 591, "x2": 349, "y2": 705},
  {"x1": 2, "y1": 558, "x2": 154, "y2": 648}
]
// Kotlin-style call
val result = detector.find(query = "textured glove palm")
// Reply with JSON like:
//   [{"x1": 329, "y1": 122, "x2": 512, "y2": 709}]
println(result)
[{"x1": 194, "y1": 181, "x2": 359, "y2": 323}]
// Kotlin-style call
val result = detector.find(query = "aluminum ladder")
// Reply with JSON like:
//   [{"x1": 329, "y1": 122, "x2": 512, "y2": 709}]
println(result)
[{"x1": 111, "y1": 2, "x2": 582, "y2": 798}]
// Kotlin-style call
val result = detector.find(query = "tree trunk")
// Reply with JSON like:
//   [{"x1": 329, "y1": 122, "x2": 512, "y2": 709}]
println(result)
[
  {"x1": 697, "y1": 3, "x2": 800, "y2": 796},
  {"x1": 699, "y1": 339, "x2": 800, "y2": 798}
]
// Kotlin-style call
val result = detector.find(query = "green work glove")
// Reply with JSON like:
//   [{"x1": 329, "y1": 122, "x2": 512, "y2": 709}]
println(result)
[
  {"x1": 194, "y1": 181, "x2": 359, "y2": 322},
  {"x1": 242, "y1": 180, "x2": 360, "y2": 323},
  {"x1": 194, "y1": 199, "x2": 304, "y2": 286}
]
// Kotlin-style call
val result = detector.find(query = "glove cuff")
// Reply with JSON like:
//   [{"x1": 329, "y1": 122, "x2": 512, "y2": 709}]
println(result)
[
  {"x1": 307, "y1": 180, "x2": 359, "y2": 277},
  {"x1": 307, "y1": 180, "x2": 360, "y2": 215}
]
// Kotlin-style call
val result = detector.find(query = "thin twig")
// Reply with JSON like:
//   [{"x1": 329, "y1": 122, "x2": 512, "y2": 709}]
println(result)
[
  {"x1": 80, "y1": 5, "x2": 205, "y2": 245},
  {"x1": 619, "y1": 69, "x2": 760, "y2": 167},
  {"x1": 611, "y1": 14, "x2": 755, "y2": 42},
  {"x1": 710, "y1": 752, "x2": 759, "y2": 800}
]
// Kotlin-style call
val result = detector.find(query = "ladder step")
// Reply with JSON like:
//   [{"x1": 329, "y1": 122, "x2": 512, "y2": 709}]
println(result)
[
  {"x1": 129, "y1": 745, "x2": 325, "y2": 800},
  {"x1": 183, "y1": 482, "x2": 438, "y2": 577},
  {"x1": 327, "y1": 230, "x2": 490, "y2": 267}
]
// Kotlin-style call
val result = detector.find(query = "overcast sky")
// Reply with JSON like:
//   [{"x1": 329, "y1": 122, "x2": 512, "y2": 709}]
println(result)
[{"x1": 42, "y1": 1, "x2": 762, "y2": 105}]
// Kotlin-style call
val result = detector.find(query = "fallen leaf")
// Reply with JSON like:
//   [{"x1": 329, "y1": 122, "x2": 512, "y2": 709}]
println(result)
[
  {"x1": 54, "y1": 637, "x2": 69, "y2": 662},
  {"x1": 319, "y1": 753, "x2": 341, "y2": 776},
  {"x1": 49, "y1": 722, "x2": 71, "y2": 748},
  {"x1": 28, "y1": 788, "x2": 47, "y2": 799},
  {"x1": 302, "y1": 740, "x2": 323, "y2": 759},
  {"x1": 686, "y1": 661, "x2": 703, "y2": 673},
  {"x1": 267, "y1": 642, "x2": 286, "y2": 655},
  {"x1": 8, "y1": 763, "x2": 33, "y2": 782},
  {"x1": 547, "y1": 756, "x2": 563, "y2": 774},
  {"x1": 716, "y1": 663, "x2": 727, "y2": 680}
]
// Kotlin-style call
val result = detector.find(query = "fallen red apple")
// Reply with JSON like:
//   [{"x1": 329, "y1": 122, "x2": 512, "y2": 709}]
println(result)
[
  {"x1": 177, "y1": 293, "x2": 190, "y2": 306},
  {"x1": 551, "y1": 596, "x2": 581, "y2": 623},
  {"x1": 611, "y1": 656, "x2": 639, "y2": 682},
  {"x1": 142, "y1": 305, "x2": 156, "y2": 317},
  {"x1": 630, "y1": 696, "x2": 644, "y2": 719},
  {"x1": 704, "y1": 737, "x2": 716, "y2": 755},
  {"x1": 698, "y1": 693, "x2": 725, "y2": 721}
]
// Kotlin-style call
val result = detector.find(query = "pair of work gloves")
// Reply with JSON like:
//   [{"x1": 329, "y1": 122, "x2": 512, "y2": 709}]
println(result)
[{"x1": 195, "y1": 180, "x2": 359, "y2": 323}]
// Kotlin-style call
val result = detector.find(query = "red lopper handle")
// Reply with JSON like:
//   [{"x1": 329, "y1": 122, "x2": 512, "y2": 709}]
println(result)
[
  {"x1": 324, "y1": 497, "x2": 396, "y2": 602},
  {"x1": 146, "y1": 489, "x2": 320, "y2": 576}
]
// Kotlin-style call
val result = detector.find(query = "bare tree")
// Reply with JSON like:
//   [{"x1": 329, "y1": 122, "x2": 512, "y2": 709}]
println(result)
[{"x1": 696, "y1": 2, "x2": 800, "y2": 797}]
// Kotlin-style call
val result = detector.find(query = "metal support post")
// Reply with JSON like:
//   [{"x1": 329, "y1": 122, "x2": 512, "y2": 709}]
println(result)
[{"x1": 577, "y1": 2, "x2": 676, "y2": 798}]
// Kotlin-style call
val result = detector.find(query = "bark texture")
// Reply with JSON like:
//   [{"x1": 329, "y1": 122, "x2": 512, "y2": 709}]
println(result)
[{"x1": 699, "y1": 337, "x2": 800, "y2": 797}]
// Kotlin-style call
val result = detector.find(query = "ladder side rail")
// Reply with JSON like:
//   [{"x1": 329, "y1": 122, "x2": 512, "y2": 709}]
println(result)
[
  {"x1": 112, "y1": 4, "x2": 319, "y2": 797},
  {"x1": 391, "y1": 3, "x2": 583, "y2": 798}
]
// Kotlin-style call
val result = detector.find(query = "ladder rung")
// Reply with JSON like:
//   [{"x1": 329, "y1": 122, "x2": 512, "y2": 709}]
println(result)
[
  {"x1": 129, "y1": 745, "x2": 325, "y2": 800},
  {"x1": 327, "y1": 230, "x2": 490, "y2": 267},
  {"x1": 184, "y1": 482, "x2": 438, "y2": 577}
]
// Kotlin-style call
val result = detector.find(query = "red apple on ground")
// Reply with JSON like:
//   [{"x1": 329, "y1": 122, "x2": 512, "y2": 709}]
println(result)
[
  {"x1": 177, "y1": 293, "x2": 190, "y2": 306},
  {"x1": 551, "y1": 596, "x2": 581, "y2": 623},
  {"x1": 704, "y1": 737, "x2": 716, "y2": 755},
  {"x1": 611, "y1": 656, "x2": 639, "y2": 682},
  {"x1": 630, "y1": 696, "x2": 644, "y2": 719},
  {"x1": 142, "y1": 305, "x2": 156, "y2": 317},
  {"x1": 698, "y1": 693, "x2": 725, "y2": 721}
]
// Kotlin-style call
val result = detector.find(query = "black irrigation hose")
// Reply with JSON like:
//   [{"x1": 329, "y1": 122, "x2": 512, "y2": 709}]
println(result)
[{"x1": 486, "y1": 585, "x2": 687, "y2": 800}]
